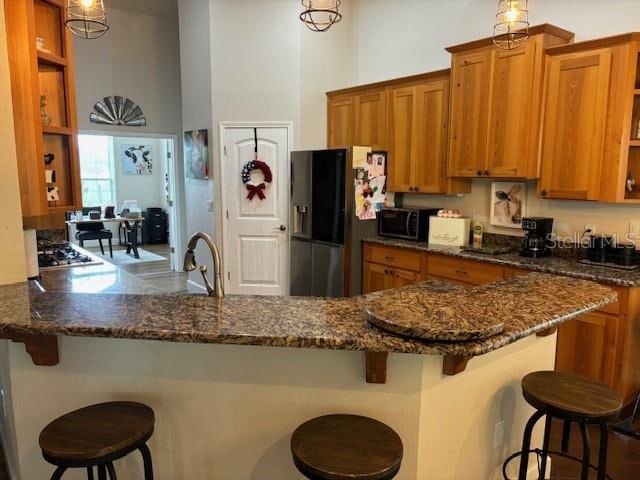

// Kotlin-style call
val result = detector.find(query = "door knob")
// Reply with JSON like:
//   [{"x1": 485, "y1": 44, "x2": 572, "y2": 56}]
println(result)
[{"x1": 277, "y1": 225, "x2": 287, "y2": 231}]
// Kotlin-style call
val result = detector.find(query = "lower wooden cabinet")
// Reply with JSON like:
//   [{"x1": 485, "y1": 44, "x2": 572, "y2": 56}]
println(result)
[
  {"x1": 555, "y1": 312, "x2": 620, "y2": 386},
  {"x1": 427, "y1": 255, "x2": 504, "y2": 286},
  {"x1": 363, "y1": 262, "x2": 419, "y2": 293},
  {"x1": 362, "y1": 241, "x2": 640, "y2": 401}
]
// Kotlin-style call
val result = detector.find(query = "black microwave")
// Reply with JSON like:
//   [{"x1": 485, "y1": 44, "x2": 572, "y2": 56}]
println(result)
[{"x1": 378, "y1": 208, "x2": 441, "y2": 241}]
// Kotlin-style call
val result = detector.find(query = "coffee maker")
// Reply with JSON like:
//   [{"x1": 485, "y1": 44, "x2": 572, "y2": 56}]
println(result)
[{"x1": 521, "y1": 217, "x2": 554, "y2": 258}]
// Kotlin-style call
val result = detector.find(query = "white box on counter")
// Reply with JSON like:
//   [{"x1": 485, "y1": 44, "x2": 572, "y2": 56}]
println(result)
[{"x1": 428, "y1": 216, "x2": 471, "y2": 247}]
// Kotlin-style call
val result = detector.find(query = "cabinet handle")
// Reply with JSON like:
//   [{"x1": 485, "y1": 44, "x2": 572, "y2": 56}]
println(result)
[
  {"x1": 541, "y1": 190, "x2": 548, "y2": 197},
  {"x1": 455, "y1": 270, "x2": 468, "y2": 276},
  {"x1": 414, "y1": 186, "x2": 419, "y2": 192},
  {"x1": 384, "y1": 256, "x2": 395, "y2": 261},
  {"x1": 477, "y1": 170, "x2": 482, "y2": 176},
  {"x1": 484, "y1": 170, "x2": 489, "y2": 176}
]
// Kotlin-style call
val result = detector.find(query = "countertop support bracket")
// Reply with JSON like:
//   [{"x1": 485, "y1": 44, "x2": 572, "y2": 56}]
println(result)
[
  {"x1": 365, "y1": 351, "x2": 388, "y2": 384},
  {"x1": 442, "y1": 355, "x2": 471, "y2": 375},
  {"x1": 0, "y1": 334, "x2": 59, "y2": 366}
]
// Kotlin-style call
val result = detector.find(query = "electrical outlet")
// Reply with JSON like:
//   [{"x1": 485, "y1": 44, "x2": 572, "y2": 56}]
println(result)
[{"x1": 493, "y1": 420, "x2": 505, "y2": 448}]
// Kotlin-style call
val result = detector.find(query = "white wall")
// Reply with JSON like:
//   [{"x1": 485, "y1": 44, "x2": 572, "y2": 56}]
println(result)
[
  {"x1": 9, "y1": 334, "x2": 553, "y2": 480},
  {"x1": 348, "y1": 0, "x2": 640, "y2": 237},
  {"x1": 73, "y1": 6, "x2": 182, "y2": 136},
  {"x1": 178, "y1": 0, "x2": 215, "y2": 286},
  {"x1": 0, "y1": 1, "x2": 27, "y2": 476}
]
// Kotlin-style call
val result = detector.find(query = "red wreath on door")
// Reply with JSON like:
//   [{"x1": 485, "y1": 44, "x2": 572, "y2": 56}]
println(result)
[{"x1": 241, "y1": 159, "x2": 273, "y2": 201}]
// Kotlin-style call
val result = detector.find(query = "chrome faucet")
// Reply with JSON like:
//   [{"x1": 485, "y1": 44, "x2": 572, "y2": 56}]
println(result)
[{"x1": 183, "y1": 232, "x2": 225, "y2": 298}]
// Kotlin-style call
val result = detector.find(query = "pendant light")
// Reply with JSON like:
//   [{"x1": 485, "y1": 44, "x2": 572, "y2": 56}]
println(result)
[
  {"x1": 300, "y1": 0, "x2": 342, "y2": 32},
  {"x1": 493, "y1": 0, "x2": 529, "y2": 50},
  {"x1": 65, "y1": 0, "x2": 109, "y2": 39}
]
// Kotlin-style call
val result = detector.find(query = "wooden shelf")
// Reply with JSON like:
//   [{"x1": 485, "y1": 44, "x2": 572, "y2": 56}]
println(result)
[
  {"x1": 37, "y1": 50, "x2": 66, "y2": 66},
  {"x1": 635, "y1": 89, "x2": 640, "y2": 95},
  {"x1": 629, "y1": 140, "x2": 640, "y2": 146},
  {"x1": 42, "y1": 125, "x2": 72, "y2": 135}
]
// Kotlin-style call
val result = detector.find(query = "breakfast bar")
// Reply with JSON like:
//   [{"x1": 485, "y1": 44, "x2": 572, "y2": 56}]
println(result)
[{"x1": 0, "y1": 271, "x2": 616, "y2": 479}]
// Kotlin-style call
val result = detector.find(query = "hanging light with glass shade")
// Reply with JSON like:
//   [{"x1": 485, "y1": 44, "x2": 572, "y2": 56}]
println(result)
[
  {"x1": 493, "y1": 0, "x2": 529, "y2": 50},
  {"x1": 65, "y1": 0, "x2": 110, "y2": 39},
  {"x1": 300, "y1": 0, "x2": 342, "y2": 32}
]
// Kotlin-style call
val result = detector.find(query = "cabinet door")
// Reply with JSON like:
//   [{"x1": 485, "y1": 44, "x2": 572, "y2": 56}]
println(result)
[
  {"x1": 327, "y1": 95, "x2": 354, "y2": 148},
  {"x1": 392, "y1": 268, "x2": 419, "y2": 289},
  {"x1": 354, "y1": 88, "x2": 388, "y2": 151},
  {"x1": 449, "y1": 50, "x2": 492, "y2": 177},
  {"x1": 387, "y1": 86, "x2": 416, "y2": 192},
  {"x1": 413, "y1": 80, "x2": 449, "y2": 193},
  {"x1": 363, "y1": 262, "x2": 393, "y2": 293},
  {"x1": 486, "y1": 43, "x2": 536, "y2": 177},
  {"x1": 555, "y1": 312, "x2": 620, "y2": 387},
  {"x1": 539, "y1": 51, "x2": 612, "y2": 200}
]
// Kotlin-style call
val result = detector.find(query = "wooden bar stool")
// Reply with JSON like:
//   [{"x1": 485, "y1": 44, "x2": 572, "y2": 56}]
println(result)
[
  {"x1": 291, "y1": 414, "x2": 403, "y2": 480},
  {"x1": 510, "y1": 371, "x2": 623, "y2": 480},
  {"x1": 39, "y1": 402, "x2": 155, "y2": 480}
]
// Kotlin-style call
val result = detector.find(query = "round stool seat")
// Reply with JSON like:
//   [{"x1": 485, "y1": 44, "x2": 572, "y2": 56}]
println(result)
[
  {"x1": 40, "y1": 401, "x2": 154, "y2": 465},
  {"x1": 291, "y1": 414, "x2": 403, "y2": 480},
  {"x1": 522, "y1": 371, "x2": 623, "y2": 421}
]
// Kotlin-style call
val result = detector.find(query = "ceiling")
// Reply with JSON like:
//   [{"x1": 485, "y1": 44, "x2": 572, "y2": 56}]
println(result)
[{"x1": 106, "y1": 0, "x2": 178, "y2": 19}]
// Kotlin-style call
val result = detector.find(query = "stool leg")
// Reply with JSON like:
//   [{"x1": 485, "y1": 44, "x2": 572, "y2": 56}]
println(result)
[
  {"x1": 87, "y1": 466, "x2": 95, "y2": 480},
  {"x1": 518, "y1": 410, "x2": 545, "y2": 480},
  {"x1": 108, "y1": 238, "x2": 113, "y2": 258},
  {"x1": 139, "y1": 444, "x2": 154, "y2": 480},
  {"x1": 97, "y1": 465, "x2": 107, "y2": 480},
  {"x1": 538, "y1": 414, "x2": 553, "y2": 480},
  {"x1": 561, "y1": 420, "x2": 572, "y2": 453},
  {"x1": 50, "y1": 466, "x2": 67, "y2": 480},
  {"x1": 99, "y1": 239, "x2": 105, "y2": 255},
  {"x1": 106, "y1": 463, "x2": 118, "y2": 480},
  {"x1": 578, "y1": 422, "x2": 591, "y2": 480},
  {"x1": 597, "y1": 424, "x2": 609, "y2": 480}
]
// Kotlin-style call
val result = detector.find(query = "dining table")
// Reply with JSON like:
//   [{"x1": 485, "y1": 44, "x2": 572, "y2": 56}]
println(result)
[{"x1": 65, "y1": 215, "x2": 145, "y2": 259}]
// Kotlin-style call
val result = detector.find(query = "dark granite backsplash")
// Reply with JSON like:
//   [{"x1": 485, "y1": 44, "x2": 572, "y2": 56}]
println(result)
[
  {"x1": 36, "y1": 229, "x2": 67, "y2": 243},
  {"x1": 478, "y1": 233, "x2": 580, "y2": 260}
]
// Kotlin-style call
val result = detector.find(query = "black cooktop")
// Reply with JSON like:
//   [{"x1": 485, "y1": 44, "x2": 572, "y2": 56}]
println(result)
[{"x1": 37, "y1": 242, "x2": 95, "y2": 269}]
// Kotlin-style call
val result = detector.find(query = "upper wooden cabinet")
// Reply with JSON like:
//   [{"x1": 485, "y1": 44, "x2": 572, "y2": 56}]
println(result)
[
  {"x1": 539, "y1": 33, "x2": 640, "y2": 203},
  {"x1": 448, "y1": 50, "x2": 492, "y2": 177},
  {"x1": 540, "y1": 50, "x2": 612, "y2": 200},
  {"x1": 446, "y1": 24, "x2": 575, "y2": 179},
  {"x1": 327, "y1": 71, "x2": 470, "y2": 195},
  {"x1": 5, "y1": 0, "x2": 82, "y2": 228},
  {"x1": 387, "y1": 73, "x2": 453, "y2": 193},
  {"x1": 327, "y1": 94, "x2": 354, "y2": 149},
  {"x1": 353, "y1": 88, "x2": 387, "y2": 151}
]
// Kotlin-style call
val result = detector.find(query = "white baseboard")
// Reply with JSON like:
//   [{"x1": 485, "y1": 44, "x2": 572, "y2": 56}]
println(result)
[{"x1": 497, "y1": 455, "x2": 552, "y2": 479}]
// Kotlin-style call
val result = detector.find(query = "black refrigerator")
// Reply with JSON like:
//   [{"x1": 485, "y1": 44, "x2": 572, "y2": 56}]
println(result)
[{"x1": 290, "y1": 148, "x2": 379, "y2": 298}]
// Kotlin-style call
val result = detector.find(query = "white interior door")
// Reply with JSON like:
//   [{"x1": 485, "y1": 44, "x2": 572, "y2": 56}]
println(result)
[{"x1": 223, "y1": 127, "x2": 290, "y2": 295}]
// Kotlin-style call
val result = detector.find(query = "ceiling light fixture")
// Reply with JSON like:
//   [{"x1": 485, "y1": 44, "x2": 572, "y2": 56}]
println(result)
[
  {"x1": 300, "y1": 0, "x2": 342, "y2": 33},
  {"x1": 493, "y1": 0, "x2": 529, "y2": 50},
  {"x1": 65, "y1": 0, "x2": 110, "y2": 39}
]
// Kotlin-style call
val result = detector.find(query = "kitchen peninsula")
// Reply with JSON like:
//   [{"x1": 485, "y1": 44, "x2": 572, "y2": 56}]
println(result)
[{"x1": 0, "y1": 266, "x2": 615, "y2": 480}]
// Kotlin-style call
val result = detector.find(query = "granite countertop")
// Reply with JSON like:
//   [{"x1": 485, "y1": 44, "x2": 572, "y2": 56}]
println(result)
[
  {"x1": 0, "y1": 273, "x2": 616, "y2": 357},
  {"x1": 365, "y1": 237, "x2": 640, "y2": 288}
]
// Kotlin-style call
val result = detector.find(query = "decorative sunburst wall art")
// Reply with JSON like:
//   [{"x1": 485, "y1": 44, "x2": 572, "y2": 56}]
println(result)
[{"x1": 90, "y1": 96, "x2": 147, "y2": 127}]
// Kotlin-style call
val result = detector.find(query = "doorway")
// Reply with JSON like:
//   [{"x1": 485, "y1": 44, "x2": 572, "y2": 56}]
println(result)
[
  {"x1": 74, "y1": 133, "x2": 182, "y2": 273},
  {"x1": 220, "y1": 123, "x2": 292, "y2": 295}
]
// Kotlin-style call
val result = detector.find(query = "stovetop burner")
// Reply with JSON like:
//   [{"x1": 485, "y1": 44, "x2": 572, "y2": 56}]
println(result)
[{"x1": 37, "y1": 242, "x2": 102, "y2": 269}]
